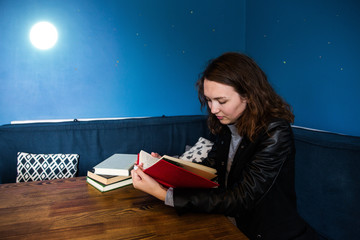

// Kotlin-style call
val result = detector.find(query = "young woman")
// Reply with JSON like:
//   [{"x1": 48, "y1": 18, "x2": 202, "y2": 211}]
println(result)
[{"x1": 131, "y1": 52, "x2": 318, "y2": 240}]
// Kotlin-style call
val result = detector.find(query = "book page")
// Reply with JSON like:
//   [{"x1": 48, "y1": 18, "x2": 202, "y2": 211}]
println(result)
[
  {"x1": 138, "y1": 150, "x2": 161, "y2": 169},
  {"x1": 162, "y1": 155, "x2": 217, "y2": 180},
  {"x1": 162, "y1": 155, "x2": 217, "y2": 174}
]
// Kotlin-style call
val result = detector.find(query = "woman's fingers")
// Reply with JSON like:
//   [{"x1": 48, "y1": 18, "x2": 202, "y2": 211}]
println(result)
[{"x1": 151, "y1": 152, "x2": 161, "y2": 158}]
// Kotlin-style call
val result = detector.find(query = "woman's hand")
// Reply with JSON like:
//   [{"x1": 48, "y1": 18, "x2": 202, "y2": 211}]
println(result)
[{"x1": 131, "y1": 163, "x2": 168, "y2": 201}]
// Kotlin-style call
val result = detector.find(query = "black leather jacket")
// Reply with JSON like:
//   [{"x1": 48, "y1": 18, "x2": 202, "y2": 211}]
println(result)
[{"x1": 173, "y1": 119, "x2": 318, "y2": 240}]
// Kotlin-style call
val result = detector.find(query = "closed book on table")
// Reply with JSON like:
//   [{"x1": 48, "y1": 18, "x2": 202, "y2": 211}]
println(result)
[
  {"x1": 93, "y1": 154, "x2": 137, "y2": 176},
  {"x1": 87, "y1": 170, "x2": 130, "y2": 185},
  {"x1": 87, "y1": 176, "x2": 132, "y2": 192},
  {"x1": 138, "y1": 150, "x2": 218, "y2": 188}
]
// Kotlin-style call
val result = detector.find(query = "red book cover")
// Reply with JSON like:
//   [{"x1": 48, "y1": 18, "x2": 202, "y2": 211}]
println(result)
[{"x1": 138, "y1": 151, "x2": 218, "y2": 188}]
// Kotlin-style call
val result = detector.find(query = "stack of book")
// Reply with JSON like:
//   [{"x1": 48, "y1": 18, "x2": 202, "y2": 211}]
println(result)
[{"x1": 86, "y1": 154, "x2": 137, "y2": 192}]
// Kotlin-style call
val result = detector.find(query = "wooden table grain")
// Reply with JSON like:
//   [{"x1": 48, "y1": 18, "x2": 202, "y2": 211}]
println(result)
[{"x1": 0, "y1": 177, "x2": 248, "y2": 240}]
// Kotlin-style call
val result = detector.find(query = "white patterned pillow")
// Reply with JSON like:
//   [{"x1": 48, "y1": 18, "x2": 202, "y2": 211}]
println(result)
[
  {"x1": 17, "y1": 152, "x2": 79, "y2": 182},
  {"x1": 180, "y1": 137, "x2": 214, "y2": 163}
]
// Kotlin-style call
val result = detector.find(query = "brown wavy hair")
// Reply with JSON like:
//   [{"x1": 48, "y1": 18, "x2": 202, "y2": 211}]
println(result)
[{"x1": 196, "y1": 52, "x2": 294, "y2": 141}]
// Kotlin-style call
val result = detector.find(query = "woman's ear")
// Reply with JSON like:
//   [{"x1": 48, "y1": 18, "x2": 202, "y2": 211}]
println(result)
[{"x1": 241, "y1": 96, "x2": 249, "y2": 103}]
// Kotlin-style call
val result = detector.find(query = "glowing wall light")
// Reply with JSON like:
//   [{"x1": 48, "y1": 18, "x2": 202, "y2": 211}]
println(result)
[{"x1": 29, "y1": 22, "x2": 58, "y2": 50}]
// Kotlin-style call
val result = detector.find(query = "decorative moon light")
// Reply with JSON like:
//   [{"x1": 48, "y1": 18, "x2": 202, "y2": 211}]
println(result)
[{"x1": 29, "y1": 22, "x2": 58, "y2": 50}]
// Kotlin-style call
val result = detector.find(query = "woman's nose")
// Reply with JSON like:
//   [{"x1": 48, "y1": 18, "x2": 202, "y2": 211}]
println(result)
[{"x1": 210, "y1": 103, "x2": 220, "y2": 114}]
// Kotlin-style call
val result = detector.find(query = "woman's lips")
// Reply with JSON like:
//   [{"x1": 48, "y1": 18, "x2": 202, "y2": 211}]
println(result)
[{"x1": 217, "y1": 116, "x2": 224, "y2": 120}]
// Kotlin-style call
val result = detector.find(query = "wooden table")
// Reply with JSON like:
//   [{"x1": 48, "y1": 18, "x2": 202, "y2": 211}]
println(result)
[{"x1": 0, "y1": 177, "x2": 248, "y2": 239}]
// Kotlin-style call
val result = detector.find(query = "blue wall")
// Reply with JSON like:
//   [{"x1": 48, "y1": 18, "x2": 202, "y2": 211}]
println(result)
[
  {"x1": 0, "y1": 0, "x2": 245, "y2": 123},
  {"x1": 246, "y1": 0, "x2": 360, "y2": 136},
  {"x1": 1, "y1": 0, "x2": 360, "y2": 136}
]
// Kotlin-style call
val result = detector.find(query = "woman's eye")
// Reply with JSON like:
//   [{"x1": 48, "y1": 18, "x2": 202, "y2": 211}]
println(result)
[{"x1": 219, "y1": 101, "x2": 227, "y2": 104}]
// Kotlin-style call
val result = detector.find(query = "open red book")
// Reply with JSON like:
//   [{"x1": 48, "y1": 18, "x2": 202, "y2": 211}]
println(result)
[{"x1": 137, "y1": 150, "x2": 218, "y2": 188}]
